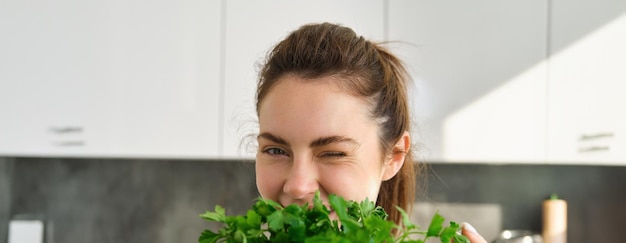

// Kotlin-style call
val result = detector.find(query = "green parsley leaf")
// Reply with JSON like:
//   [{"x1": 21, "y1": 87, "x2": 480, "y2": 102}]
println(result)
[
  {"x1": 439, "y1": 221, "x2": 460, "y2": 243},
  {"x1": 199, "y1": 192, "x2": 473, "y2": 243},
  {"x1": 199, "y1": 205, "x2": 226, "y2": 223},
  {"x1": 426, "y1": 211, "x2": 445, "y2": 237},
  {"x1": 267, "y1": 210, "x2": 284, "y2": 232},
  {"x1": 454, "y1": 232, "x2": 471, "y2": 243}
]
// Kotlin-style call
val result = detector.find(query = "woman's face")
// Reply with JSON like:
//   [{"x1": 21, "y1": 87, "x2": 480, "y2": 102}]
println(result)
[{"x1": 256, "y1": 75, "x2": 398, "y2": 207}]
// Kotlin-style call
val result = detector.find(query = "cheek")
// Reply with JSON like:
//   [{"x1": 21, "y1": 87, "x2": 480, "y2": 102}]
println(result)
[
  {"x1": 318, "y1": 162, "x2": 383, "y2": 202},
  {"x1": 255, "y1": 163, "x2": 283, "y2": 200}
]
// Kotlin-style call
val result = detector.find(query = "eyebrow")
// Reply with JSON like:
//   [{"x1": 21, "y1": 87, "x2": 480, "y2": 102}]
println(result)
[
  {"x1": 310, "y1": 136, "x2": 359, "y2": 147},
  {"x1": 258, "y1": 133, "x2": 289, "y2": 145},
  {"x1": 257, "y1": 133, "x2": 359, "y2": 148}
]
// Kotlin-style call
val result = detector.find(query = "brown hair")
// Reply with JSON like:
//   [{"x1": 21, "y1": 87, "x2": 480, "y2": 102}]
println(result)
[{"x1": 255, "y1": 22, "x2": 418, "y2": 226}]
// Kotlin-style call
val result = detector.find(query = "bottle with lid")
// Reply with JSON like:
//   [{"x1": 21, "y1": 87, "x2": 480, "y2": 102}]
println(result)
[{"x1": 542, "y1": 194, "x2": 567, "y2": 243}]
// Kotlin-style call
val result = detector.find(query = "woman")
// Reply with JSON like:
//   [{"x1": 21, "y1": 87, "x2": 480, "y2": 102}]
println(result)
[{"x1": 254, "y1": 22, "x2": 486, "y2": 242}]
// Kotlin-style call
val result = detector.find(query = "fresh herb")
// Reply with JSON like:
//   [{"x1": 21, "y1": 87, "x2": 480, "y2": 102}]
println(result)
[{"x1": 199, "y1": 192, "x2": 469, "y2": 243}]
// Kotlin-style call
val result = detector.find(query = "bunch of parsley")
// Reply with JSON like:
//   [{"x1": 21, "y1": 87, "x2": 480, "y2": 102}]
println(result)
[{"x1": 199, "y1": 192, "x2": 469, "y2": 243}]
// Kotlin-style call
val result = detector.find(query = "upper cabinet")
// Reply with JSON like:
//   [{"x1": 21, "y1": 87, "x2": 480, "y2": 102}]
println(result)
[
  {"x1": 388, "y1": 0, "x2": 549, "y2": 163},
  {"x1": 0, "y1": 0, "x2": 222, "y2": 159},
  {"x1": 389, "y1": 0, "x2": 626, "y2": 165},
  {"x1": 1, "y1": 0, "x2": 624, "y2": 164},
  {"x1": 221, "y1": 0, "x2": 385, "y2": 159},
  {"x1": 546, "y1": 0, "x2": 626, "y2": 165}
]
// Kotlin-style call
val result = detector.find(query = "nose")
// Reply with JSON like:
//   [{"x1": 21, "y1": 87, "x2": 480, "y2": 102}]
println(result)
[{"x1": 283, "y1": 156, "x2": 318, "y2": 203}]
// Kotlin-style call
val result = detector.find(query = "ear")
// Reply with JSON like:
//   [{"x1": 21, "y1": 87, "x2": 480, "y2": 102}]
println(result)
[{"x1": 382, "y1": 131, "x2": 411, "y2": 181}]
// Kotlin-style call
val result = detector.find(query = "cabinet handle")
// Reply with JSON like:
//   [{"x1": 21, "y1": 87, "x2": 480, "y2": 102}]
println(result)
[
  {"x1": 53, "y1": 141, "x2": 85, "y2": 147},
  {"x1": 49, "y1": 126, "x2": 83, "y2": 134},
  {"x1": 579, "y1": 132, "x2": 614, "y2": 141},
  {"x1": 578, "y1": 146, "x2": 610, "y2": 153}
]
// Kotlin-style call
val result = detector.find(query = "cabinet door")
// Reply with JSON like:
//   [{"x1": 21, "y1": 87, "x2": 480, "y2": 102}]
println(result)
[
  {"x1": 389, "y1": 0, "x2": 548, "y2": 163},
  {"x1": 0, "y1": 0, "x2": 222, "y2": 159},
  {"x1": 0, "y1": 0, "x2": 98, "y2": 156},
  {"x1": 547, "y1": 0, "x2": 626, "y2": 164},
  {"x1": 222, "y1": 0, "x2": 384, "y2": 159}
]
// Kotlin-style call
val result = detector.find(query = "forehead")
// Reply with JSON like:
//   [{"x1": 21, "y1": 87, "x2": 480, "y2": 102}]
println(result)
[
  {"x1": 260, "y1": 75, "x2": 364, "y2": 114},
  {"x1": 274, "y1": 74, "x2": 346, "y2": 93},
  {"x1": 258, "y1": 75, "x2": 378, "y2": 142}
]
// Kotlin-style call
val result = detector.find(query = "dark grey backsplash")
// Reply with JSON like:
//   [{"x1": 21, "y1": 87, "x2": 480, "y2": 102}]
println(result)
[
  {"x1": 419, "y1": 163, "x2": 626, "y2": 243},
  {"x1": 0, "y1": 158, "x2": 12, "y2": 243},
  {"x1": 1, "y1": 158, "x2": 624, "y2": 243},
  {"x1": 0, "y1": 158, "x2": 258, "y2": 243}
]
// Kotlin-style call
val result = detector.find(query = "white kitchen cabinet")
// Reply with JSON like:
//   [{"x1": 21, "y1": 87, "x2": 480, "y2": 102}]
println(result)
[
  {"x1": 3, "y1": 0, "x2": 622, "y2": 164},
  {"x1": 221, "y1": 0, "x2": 385, "y2": 159},
  {"x1": 388, "y1": 0, "x2": 549, "y2": 163},
  {"x1": 0, "y1": 0, "x2": 222, "y2": 159},
  {"x1": 546, "y1": 0, "x2": 626, "y2": 164}
]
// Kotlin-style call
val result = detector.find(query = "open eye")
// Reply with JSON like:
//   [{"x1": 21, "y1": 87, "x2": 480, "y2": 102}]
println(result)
[{"x1": 263, "y1": 147, "x2": 289, "y2": 157}]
